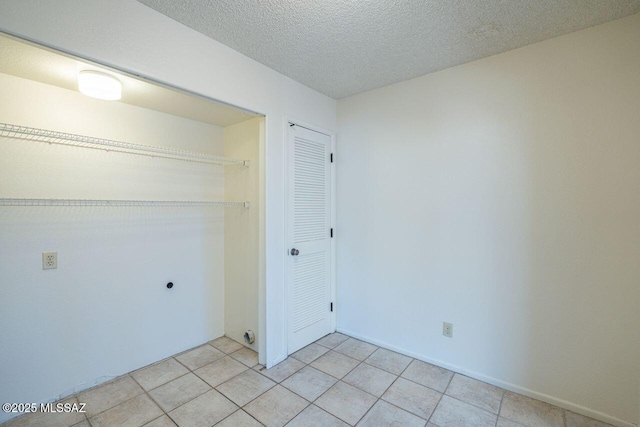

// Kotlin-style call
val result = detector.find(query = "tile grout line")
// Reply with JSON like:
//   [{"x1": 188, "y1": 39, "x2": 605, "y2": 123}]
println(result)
[
  {"x1": 219, "y1": 408, "x2": 266, "y2": 427},
  {"x1": 356, "y1": 396, "x2": 381, "y2": 425},
  {"x1": 331, "y1": 343, "x2": 430, "y2": 425},
  {"x1": 130, "y1": 373, "x2": 174, "y2": 425},
  {"x1": 256, "y1": 378, "x2": 307, "y2": 406},
  {"x1": 378, "y1": 353, "x2": 433, "y2": 424},
  {"x1": 341, "y1": 350, "x2": 405, "y2": 424},
  {"x1": 441, "y1": 374, "x2": 503, "y2": 420},
  {"x1": 4, "y1": 338, "x2": 258, "y2": 427},
  {"x1": 80, "y1": 339, "x2": 220, "y2": 423},
  {"x1": 294, "y1": 339, "x2": 370, "y2": 426},
  {"x1": 436, "y1": 393, "x2": 502, "y2": 424},
  {"x1": 331, "y1": 334, "x2": 594, "y2": 427},
  {"x1": 137, "y1": 366, "x2": 208, "y2": 422},
  {"x1": 339, "y1": 336, "x2": 501, "y2": 422},
  {"x1": 421, "y1": 360, "x2": 455, "y2": 426},
  {"x1": 3, "y1": 333, "x2": 609, "y2": 427},
  {"x1": 397, "y1": 371, "x2": 446, "y2": 395},
  {"x1": 308, "y1": 349, "x2": 361, "y2": 381},
  {"x1": 84, "y1": 374, "x2": 157, "y2": 426},
  {"x1": 216, "y1": 376, "x2": 276, "y2": 408},
  {"x1": 442, "y1": 371, "x2": 504, "y2": 418},
  {"x1": 174, "y1": 345, "x2": 261, "y2": 426},
  {"x1": 429, "y1": 372, "x2": 504, "y2": 426},
  {"x1": 495, "y1": 389, "x2": 506, "y2": 426},
  {"x1": 220, "y1": 354, "x2": 311, "y2": 426},
  {"x1": 228, "y1": 356, "x2": 315, "y2": 425},
  {"x1": 83, "y1": 375, "x2": 146, "y2": 423},
  {"x1": 171, "y1": 354, "x2": 194, "y2": 372},
  {"x1": 240, "y1": 369, "x2": 311, "y2": 424},
  {"x1": 135, "y1": 345, "x2": 255, "y2": 426},
  {"x1": 343, "y1": 358, "x2": 379, "y2": 425},
  {"x1": 426, "y1": 390, "x2": 445, "y2": 426},
  {"x1": 261, "y1": 350, "x2": 341, "y2": 426}
]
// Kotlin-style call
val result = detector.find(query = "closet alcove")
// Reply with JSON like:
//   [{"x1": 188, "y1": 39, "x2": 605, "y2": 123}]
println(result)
[{"x1": 0, "y1": 32, "x2": 264, "y2": 403}]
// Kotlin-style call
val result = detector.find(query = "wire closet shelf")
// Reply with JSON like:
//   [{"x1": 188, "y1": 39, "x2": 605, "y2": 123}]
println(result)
[
  {"x1": 0, "y1": 122, "x2": 249, "y2": 166},
  {"x1": 0, "y1": 198, "x2": 250, "y2": 208}
]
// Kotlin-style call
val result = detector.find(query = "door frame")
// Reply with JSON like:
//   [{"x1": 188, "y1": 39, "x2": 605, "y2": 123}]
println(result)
[{"x1": 283, "y1": 115, "x2": 337, "y2": 355}]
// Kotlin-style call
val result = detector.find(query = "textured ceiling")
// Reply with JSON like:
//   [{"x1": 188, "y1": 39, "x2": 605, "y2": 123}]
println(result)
[
  {"x1": 0, "y1": 34, "x2": 258, "y2": 127},
  {"x1": 138, "y1": 0, "x2": 640, "y2": 99}
]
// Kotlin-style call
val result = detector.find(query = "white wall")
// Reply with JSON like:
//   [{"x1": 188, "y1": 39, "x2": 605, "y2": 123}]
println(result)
[
  {"x1": 224, "y1": 117, "x2": 263, "y2": 352},
  {"x1": 337, "y1": 14, "x2": 640, "y2": 427},
  {"x1": 0, "y1": 0, "x2": 337, "y2": 371},
  {"x1": 0, "y1": 72, "x2": 226, "y2": 423}
]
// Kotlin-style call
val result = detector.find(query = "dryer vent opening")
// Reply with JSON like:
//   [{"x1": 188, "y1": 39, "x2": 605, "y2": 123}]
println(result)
[{"x1": 244, "y1": 330, "x2": 255, "y2": 344}]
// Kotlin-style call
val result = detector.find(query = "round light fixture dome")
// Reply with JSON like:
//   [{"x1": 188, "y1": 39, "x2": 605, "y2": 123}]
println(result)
[{"x1": 78, "y1": 70, "x2": 122, "y2": 101}]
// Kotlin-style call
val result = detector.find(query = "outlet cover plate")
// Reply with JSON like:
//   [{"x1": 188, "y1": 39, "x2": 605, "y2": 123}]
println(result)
[
  {"x1": 443, "y1": 322, "x2": 453, "y2": 338},
  {"x1": 42, "y1": 252, "x2": 57, "y2": 270}
]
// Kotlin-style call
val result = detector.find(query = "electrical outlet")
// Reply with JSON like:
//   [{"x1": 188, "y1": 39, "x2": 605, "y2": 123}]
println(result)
[
  {"x1": 42, "y1": 252, "x2": 57, "y2": 270},
  {"x1": 443, "y1": 322, "x2": 453, "y2": 338}
]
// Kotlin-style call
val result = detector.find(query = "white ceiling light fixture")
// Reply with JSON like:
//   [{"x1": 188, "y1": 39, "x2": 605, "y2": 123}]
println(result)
[{"x1": 78, "y1": 70, "x2": 122, "y2": 100}]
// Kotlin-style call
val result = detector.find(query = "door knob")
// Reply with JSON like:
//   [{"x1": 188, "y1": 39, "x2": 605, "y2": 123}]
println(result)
[{"x1": 290, "y1": 248, "x2": 300, "y2": 256}]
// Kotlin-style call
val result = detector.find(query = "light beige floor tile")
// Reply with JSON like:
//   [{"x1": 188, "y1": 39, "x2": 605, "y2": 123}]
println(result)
[
  {"x1": 215, "y1": 410, "x2": 262, "y2": 427},
  {"x1": 315, "y1": 333, "x2": 349, "y2": 349},
  {"x1": 49, "y1": 396, "x2": 88, "y2": 426},
  {"x1": 230, "y1": 347, "x2": 259, "y2": 367},
  {"x1": 175, "y1": 344, "x2": 225, "y2": 371},
  {"x1": 365, "y1": 348, "x2": 413, "y2": 375},
  {"x1": 497, "y1": 418, "x2": 526, "y2": 427},
  {"x1": 11, "y1": 332, "x2": 606, "y2": 427},
  {"x1": 244, "y1": 385, "x2": 309, "y2": 427},
  {"x1": 315, "y1": 382, "x2": 377, "y2": 426},
  {"x1": 210, "y1": 336, "x2": 244, "y2": 354},
  {"x1": 343, "y1": 363, "x2": 397, "y2": 397},
  {"x1": 565, "y1": 411, "x2": 613, "y2": 427},
  {"x1": 2, "y1": 412, "x2": 34, "y2": 427},
  {"x1": 445, "y1": 374, "x2": 503, "y2": 414},
  {"x1": 401, "y1": 360, "x2": 454, "y2": 392},
  {"x1": 194, "y1": 356, "x2": 247, "y2": 387},
  {"x1": 215, "y1": 369, "x2": 276, "y2": 406},
  {"x1": 282, "y1": 366, "x2": 338, "y2": 401},
  {"x1": 3, "y1": 397, "x2": 87, "y2": 427},
  {"x1": 143, "y1": 415, "x2": 177, "y2": 427},
  {"x1": 168, "y1": 390, "x2": 237, "y2": 427},
  {"x1": 90, "y1": 394, "x2": 163, "y2": 427},
  {"x1": 333, "y1": 338, "x2": 378, "y2": 361},
  {"x1": 310, "y1": 350, "x2": 360, "y2": 379},
  {"x1": 148, "y1": 373, "x2": 211, "y2": 412},
  {"x1": 381, "y1": 377, "x2": 441, "y2": 420},
  {"x1": 2, "y1": 413, "x2": 38, "y2": 427},
  {"x1": 287, "y1": 405, "x2": 349, "y2": 427},
  {"x1": 254, "y1": 357, "x2": 305, "y2": 382},
  {"x1": 78, "y1": 376, "x2": 144, "y2": 416},
  {"x1": 430, "y1": 395, "x2": 497, "y2": 427},
  {"x1": 357, "y1": 399, "x2": 426, "y2": 427},
  {"x1": 291, "y1": 343, "x2": 330, "y2": 364},
  {"x1": 132, "y1": 359, "x2": 189, "y2": 391},
  {"x1": 499, "y1": 392, "x2": 564, "y2": 427}
]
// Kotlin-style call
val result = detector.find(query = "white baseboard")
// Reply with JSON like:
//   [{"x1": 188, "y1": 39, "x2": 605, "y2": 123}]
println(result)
[{"x1": 336, "y1": 328, "x2": 636, "y2": 427}]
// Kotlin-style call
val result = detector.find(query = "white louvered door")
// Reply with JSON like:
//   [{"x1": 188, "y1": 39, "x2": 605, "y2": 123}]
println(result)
[{"x1": 286, "y1": 124, "x2": 332, "y2": 354}]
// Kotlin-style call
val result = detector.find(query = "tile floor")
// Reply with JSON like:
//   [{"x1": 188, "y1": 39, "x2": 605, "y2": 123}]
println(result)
[{"x1": 2, "y1": 333, "x2": 613, "y2": 427}]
